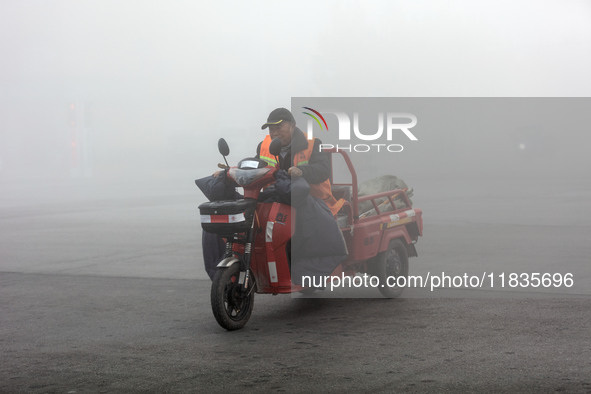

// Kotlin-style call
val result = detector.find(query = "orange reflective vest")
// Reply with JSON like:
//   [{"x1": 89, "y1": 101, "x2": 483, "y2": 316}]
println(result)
[{"x1": 259, "y1": 134, "x2": 345, "y2": 216}]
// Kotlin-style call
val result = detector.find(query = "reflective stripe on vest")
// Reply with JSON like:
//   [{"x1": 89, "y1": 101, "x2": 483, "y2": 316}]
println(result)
[{"x1": 259, "y1": 155, "x2": 277, "y2": 167}]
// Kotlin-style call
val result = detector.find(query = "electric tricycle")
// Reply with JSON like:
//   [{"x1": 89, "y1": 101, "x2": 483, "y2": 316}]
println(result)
[{"x1": 198, "y1": 138, "x2": 423, "y2": 330}]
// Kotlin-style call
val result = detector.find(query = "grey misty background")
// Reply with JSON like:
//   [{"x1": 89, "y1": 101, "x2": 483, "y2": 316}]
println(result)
[
  {"x1": 1, "y1": 0, "x2": 591, "y2": 291},
  {"x1": 1, "y1": 0, "x2": 591, "y2": 191}
]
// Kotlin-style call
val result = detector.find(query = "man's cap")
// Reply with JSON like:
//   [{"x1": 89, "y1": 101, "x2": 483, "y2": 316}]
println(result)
[{"x1": 261, "y1": 108, "x2": 295, "y2": 129}]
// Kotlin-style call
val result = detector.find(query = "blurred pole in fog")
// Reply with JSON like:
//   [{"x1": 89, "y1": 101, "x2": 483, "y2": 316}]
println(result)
[{"x1": 68, "y1": 101, "x2": 92, "y2": 178}]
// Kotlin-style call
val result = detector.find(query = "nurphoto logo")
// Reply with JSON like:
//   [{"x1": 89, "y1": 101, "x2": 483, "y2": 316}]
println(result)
[{"x1": 303, "y1": 107, "x2": 418, "y2": 153}]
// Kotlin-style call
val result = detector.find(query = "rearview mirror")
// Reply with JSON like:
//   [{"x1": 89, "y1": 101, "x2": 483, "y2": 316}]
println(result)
[
  {"x1": 218, "y1": 138, "x2": 230, "y2": 156},
  {"x1": 269, "y1": 138, "x2": 282, "y2": 157}
]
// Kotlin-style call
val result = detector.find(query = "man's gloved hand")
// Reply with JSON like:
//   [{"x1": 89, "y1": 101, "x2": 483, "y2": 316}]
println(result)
[
  {"x1": 288, "y1": 166, "x2": 303, "y2": 177},
  {"x1": 270, "y1": 169, "x2": 310, "y2": 207}
]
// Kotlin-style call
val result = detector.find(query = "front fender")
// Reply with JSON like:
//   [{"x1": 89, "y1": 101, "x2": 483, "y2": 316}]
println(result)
[{"x1": 216, "y1": 256, "x2": 240, "y2": 268}]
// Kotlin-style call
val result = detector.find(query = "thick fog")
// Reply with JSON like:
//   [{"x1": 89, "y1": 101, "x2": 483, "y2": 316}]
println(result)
[{"x1": 1, "y1": 0, "x2": 590, "y2": 190}]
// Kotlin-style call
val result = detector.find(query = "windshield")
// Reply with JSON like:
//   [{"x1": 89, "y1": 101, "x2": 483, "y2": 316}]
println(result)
[{"x1": 228, "y1": 167, "x2": 272, "y2": 186}]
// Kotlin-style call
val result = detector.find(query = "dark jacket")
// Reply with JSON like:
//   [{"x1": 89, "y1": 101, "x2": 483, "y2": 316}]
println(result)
[
  {"x1": 256, "y1": 127, "x2": 331, "y2": 185},
  {"x1": 288, "y1": 177, "x2": 348, "y2": 285}
]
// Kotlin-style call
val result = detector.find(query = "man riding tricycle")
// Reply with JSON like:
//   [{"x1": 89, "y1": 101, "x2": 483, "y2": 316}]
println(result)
[{"x1": 197, "y1": 108, "x2": 423, "y2": 331}]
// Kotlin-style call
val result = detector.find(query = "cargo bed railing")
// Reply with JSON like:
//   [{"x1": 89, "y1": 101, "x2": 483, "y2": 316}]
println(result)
[
  {"x1": 325, "y1": 148, "x2": 413, "y2": 225},
  {"x1": 357, "y1": 189, "x2": 412, "y2": 220}
]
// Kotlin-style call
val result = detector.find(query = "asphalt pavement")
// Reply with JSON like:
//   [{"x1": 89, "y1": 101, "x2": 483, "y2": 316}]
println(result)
[{"x1": 1, "y1": 178, "x2": 591, "y2": 393}]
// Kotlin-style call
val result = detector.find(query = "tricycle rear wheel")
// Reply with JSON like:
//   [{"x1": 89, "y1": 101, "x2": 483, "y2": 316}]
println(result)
[
  {"x1": 375, "y1": 239, "x2": 409, "y2": 298},
  {"x1": 211, "y1": 264, "x2": 255, "y2": 330}
]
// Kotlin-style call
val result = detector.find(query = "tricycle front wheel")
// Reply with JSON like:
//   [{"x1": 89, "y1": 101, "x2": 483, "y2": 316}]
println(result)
[
  {"x1": 210, "y1": 264, "x2": 255, "y2": 331},
  {"x1": 374, "y1": 239, "x2": 409, "y2": 298}
]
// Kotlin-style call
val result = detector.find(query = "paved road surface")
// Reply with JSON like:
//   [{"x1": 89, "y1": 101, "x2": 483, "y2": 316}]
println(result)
[{"x1": 2, "y1": 178, "x2": 591, "y2": 392}]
